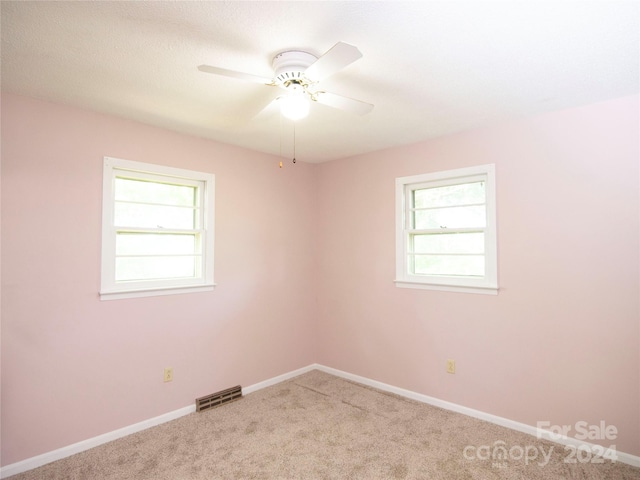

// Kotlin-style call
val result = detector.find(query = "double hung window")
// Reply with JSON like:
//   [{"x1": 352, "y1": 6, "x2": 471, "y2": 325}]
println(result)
[
  {"x1": 395, "y1": 164, "x2": 497, "y2": 294},
  {"x1": 100, "y1": 157, "x2": 215, "y2": 300}
]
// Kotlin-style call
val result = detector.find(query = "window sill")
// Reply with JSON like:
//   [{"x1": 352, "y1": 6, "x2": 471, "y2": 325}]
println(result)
[
  {"x1": 394, "y1": 280, "x2": 498, "y2": 295},
  {"x1": 100, "y1": 284, "x2": 216, "y2": 301}
]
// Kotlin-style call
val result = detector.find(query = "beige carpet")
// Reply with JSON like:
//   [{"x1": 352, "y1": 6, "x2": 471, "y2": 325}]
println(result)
[{"x1": 9, "y1": 370, "x2": 640, "y2": 479}]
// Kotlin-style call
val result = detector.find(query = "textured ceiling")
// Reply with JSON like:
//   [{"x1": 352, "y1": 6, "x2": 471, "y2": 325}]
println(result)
[{"x1": 1, "y1": 1, "x2": 638, "y2": 163}]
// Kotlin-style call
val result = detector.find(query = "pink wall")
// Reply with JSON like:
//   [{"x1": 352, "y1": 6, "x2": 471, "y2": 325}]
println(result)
[
  {"x1": 2, "y1": 93, "x2": 639, "y2": 466},
  {"x1": 316, "y1": 95, "x2": 640, "y2": 456},
  {"x1": 0, "y1": 94, "x2": 318, "y2": 465}
]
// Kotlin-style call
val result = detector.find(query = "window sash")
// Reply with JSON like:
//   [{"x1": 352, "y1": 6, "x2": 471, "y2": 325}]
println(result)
[
  {"x1": 114, "y1": 229, "x2": 204, "y2": 282},
  {"x1": 114, "y1": 172, "x2": 203, "y2": 230},
  {"x1": 101, "y1": 157, "x2": 215, "y2": 299},
  {"x1": 111, "y1": 172, "x2": 205, "y2": 284},
  {"x1": 114, "y1": 176, "x2": 199, "y2": 208},
  {"x1": 405, "y1": 175, "x2": 488, "y2": 279},
  {"x1": 395, "y1": 165, "x2": 497, "y2": 294}
]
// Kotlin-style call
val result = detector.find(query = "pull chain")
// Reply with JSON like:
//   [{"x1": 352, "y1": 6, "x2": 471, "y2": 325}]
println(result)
[
  {"x1": 292, "y1": 122, "x2": 297, "y2": 164},
  {"x1": 277, "y1": 115, "x2": 298, "y2": 168},
  {"x1": 279, "y1": 111, "x2": 283, "y2": 168}
]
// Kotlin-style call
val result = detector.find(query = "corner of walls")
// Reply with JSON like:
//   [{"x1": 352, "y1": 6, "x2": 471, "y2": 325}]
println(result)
[
  {"x1": 0, "y1": 93, "x2": 318, "y2": 466},
  {"x1": 2, "y1": 91, "x2": 639, "y2": 467},
  {"x1": 313, "y1": 95, "x2": 640, "y2": 456}
]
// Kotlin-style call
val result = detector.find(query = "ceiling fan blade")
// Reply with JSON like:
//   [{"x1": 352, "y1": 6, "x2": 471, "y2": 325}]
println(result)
[
  {"x1": 304, "y1": 42, "x2": 362, "y2": 82},
  {"x1": 314, "y1": 91, "x2": 374, "y2": 116},
  {"x1": 198, "y1": 65, "x2": 275, "y2": 85},
  {"x1": 217, "y1": 88, "x2": 281, "y2": 127}
]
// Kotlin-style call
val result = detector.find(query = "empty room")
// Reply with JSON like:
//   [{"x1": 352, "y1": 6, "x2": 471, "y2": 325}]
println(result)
[{"x1": 1, "y1": 1, "x2": 639, "y2": 479}]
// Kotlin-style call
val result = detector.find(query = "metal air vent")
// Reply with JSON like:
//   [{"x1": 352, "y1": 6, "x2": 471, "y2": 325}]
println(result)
[{"x1": 196, "y1": 385, "x2": 242, "y2": 412}]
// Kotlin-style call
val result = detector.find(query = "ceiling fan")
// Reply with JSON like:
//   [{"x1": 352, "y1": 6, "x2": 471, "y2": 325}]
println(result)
[{"x1": 198, "y1": 42, "x2": 374, "y2": 121}]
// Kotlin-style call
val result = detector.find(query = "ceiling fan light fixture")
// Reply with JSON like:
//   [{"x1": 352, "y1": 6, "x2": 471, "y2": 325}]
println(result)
[
  {"x1": 198, "y1": 41, "x2": 373, "y2": 122},
  {"x1": 279, "y1": 85, "x2": 310, "y2": 121}
]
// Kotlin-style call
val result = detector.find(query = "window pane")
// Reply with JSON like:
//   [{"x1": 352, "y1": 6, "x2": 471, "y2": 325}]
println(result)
[
  {"x1": 115, "y1": 178, "x2": 196, "y2": 207},
  {"x1": 412, "y1": 232, "x2": 484, "y2": 254},
  {"x1": 413, "y1": 206, "x2": 485, "y2": 229},
  {"x1": 115, "y1": 256, "x2": 197, "y2": 281},
  {"x1": 413, "y1": 181, "x2": 484, "y2": 208},
  {"x1": 114, "y1": 202, "x2": 196, "y2": 229},
  {"x1": 412, "y1": 254, "x2": 485, "y2": 276},
  {"x1": 116, "y1": 233, "x2": 196, "y2": 256}
]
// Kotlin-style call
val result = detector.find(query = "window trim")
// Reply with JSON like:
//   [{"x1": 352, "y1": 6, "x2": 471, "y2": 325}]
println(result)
[
  {"x1": 395, "y1": 164, "x2": 498, "y2": 295},
  {"x1": 100, "y1": 157, "x2": 215, "y2": 300}
]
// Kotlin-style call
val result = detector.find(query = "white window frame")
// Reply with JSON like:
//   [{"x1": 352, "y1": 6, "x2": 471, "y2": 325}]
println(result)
[
  {"x1": 100, "y1": 157, "x2": 215, "y2": 300},
  {"x1": 395, "y1": 164, "x2": 498, "y2": 295}
]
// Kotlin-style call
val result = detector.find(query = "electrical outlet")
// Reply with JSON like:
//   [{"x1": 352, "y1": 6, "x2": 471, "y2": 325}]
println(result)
[
  {"x1": 446, "y1": 359, "x2": 456, "y2": 374},
  {"x1": 164, "y1": 367, "x2": 173, "y2": 382}
]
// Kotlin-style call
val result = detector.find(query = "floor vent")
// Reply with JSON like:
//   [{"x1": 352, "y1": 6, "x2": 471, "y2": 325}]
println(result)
[{"x1": 196, "y1": 385, "x2": 242, "y2": 412}]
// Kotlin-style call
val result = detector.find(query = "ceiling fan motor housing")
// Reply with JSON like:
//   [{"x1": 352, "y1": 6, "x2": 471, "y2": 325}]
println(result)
[{"x1": 272, "y1": 50, "x2": 317, "y2": 87}]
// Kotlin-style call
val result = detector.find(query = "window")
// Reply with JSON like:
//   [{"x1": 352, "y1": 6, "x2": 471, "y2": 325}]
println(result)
[
  {"x1": 100, "y1": 157, "x2": 215, "y2": 300},
  {"x1": 395, "y1": 164, "x2": 497, "y2": 294}
]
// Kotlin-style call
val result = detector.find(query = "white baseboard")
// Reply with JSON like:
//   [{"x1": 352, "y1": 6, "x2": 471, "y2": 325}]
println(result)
[
  {"x1": 0, "y1": 364, "x2": 316, "y2": 478},
  {"x1": 315, "y1": 364, "x2": 640, "y2": 469},
  {"x1": 242, "y1": 364, "x2": 317, "y2": 395},
  {"x1": 0, "y1": 405, "x2": 196, "y2": 479},
  {"x1": 3, "y1": 363, "x2": 638, "y2": 477}
]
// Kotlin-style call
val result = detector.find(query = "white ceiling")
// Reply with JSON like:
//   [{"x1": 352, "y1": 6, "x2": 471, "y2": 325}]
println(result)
[{"x1": 1, "y1": 1, "x2": 638, "y2": 163}]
